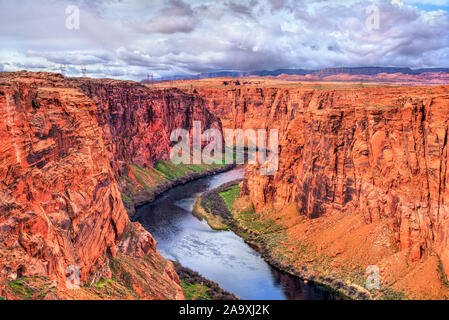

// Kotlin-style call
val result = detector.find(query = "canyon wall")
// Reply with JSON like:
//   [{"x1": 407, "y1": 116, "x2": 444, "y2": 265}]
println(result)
[
  {"x1": 0, "y1": 75, "x2": 128, "y2": 282},
  {"x1": 0, "y1": 72, "x2": 221, "y2": 299},
  {"x1": 195, "y1": 85, "x2": 301, "y2": 133},
  {"x1": 194, "y1": 83, "x2": 449, "y2": 277},
  {"x1": 68, "y1": 79, "x2": 222, "y2": 177},
  {"x1": 3, "y1": 71, "x2": 448, "y2": 298}
]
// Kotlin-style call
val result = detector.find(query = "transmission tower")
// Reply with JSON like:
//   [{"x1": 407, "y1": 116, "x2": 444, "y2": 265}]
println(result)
[
  {"x1": 60, "y1": 65, "x2": 67, "y2": 76},
  {"x1": 81, "y1": 67, "x2": 87, "y2": 77},
  {"x1": 147, "y1": 72, "x2": 154, "y2": 83}
]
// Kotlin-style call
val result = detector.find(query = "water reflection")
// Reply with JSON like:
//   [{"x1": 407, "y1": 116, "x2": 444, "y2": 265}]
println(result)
[{"x1": 136, "y1": 168, "x2": 337, "y2": 300}]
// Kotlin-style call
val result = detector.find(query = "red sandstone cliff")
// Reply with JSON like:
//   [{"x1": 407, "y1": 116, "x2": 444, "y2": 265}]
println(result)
[
  {"x1": 187, "y1": 83, "x2": 449, "y2": 267},
  {"x1": 0, "y1": 76, "x2": 126, "y2": 282},
  {"x1": 172, "y1": 79, "x2": 449, "y2": 298},
  {"x1": 0, "y1": 72, "x2": 217, "y2": 299},
  {"x1": 68, "y1": 78, "x2": 222, "y2": 177},
  {"x1": 241, "y1": 86, "x2": 449, "y2": 263},
  {"x1": 4, "y1": 71, "x2": 449, "y2": 299}
]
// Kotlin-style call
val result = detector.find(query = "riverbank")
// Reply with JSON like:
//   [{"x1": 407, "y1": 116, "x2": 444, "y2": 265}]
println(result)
[
  {"x1": 172, "y1": 262, "x2": 239, "y2": 300},
  {"x1": 193, "y1": 181, "x2": 375, "y2": 300},
  {"x1": 137, "y1": 167, "x2": 339, "y2": 300},
  {"x1": 119, "y1": 160, "x2": 236, "y2": 218},
  {"x1": 119, "y1": 160, "x2": 240, "y2": 299}
]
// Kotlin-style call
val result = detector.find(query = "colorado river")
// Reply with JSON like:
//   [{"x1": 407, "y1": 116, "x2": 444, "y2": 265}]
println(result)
[{"x1": 135, "y1": 168, "x2": 337, "y2": 300}]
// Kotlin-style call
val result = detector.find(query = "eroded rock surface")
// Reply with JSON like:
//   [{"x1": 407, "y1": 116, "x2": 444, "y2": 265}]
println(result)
[
  {"x1": 68, "y1": 78, "x2": 222, "y2": 176},
  {"x1": 0, "y1": 72, "x2": 220, "y2": 299},
  {"x1": 176, "y1": 79, "x2": 449, "y2": 298}
]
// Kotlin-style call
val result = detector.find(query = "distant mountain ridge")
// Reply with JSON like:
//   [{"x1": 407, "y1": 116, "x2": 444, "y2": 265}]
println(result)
[{"x1": 142, "y1": 67, "x2": 449, "y2": 82}]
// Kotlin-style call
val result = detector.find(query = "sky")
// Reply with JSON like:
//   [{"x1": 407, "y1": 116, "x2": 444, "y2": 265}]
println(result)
[{"x1": 0, "y1": 0, "x2": 448, "y2": 80}]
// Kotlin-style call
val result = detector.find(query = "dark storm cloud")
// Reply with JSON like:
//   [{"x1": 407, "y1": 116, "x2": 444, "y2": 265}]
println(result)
[
  {"x1": 226, "y1": 1, "x2": 257, "y2": 18},
  {"x1": 136, "y1": 0, "x2": 199, "y2": 34}
]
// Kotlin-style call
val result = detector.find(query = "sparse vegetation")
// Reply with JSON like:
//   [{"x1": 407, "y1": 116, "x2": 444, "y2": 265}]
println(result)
[
  {"x1": 121, "y1": 193, "x2": 132, "y2": 203},
  {"x1": 378, "y1": 288, "x2": 407, "y2": 300},
  {"x1": 5, "y1": 276, "x2": 55, "y2": 300},
  {"x1": 173, "y1": 261, "x2": 238, "y2": 300},
  {"x1": 192, "y1": 198, "x2": 229, "y2": 231},
  {"x1": 193, "y1": 180, "x2": 243, "y2": 231},
  {"x1": 109, "y1": 257, "x2": 133, "y2": 291},
  {"x1": 219, "y1": 185, "x2": 241, "y2": 211},
  {"x1": 8, "y1": 277, "x2": 34, "y2": 299},
  {"x1": 180, "y1": 280, "x2": 211, "y2": 300},
  {"x1": 438, "y1": 258, "x2": 449, "y2": 288},
  {"x1": 120, "y1": 159, "x2": 229, "y2": 203}
]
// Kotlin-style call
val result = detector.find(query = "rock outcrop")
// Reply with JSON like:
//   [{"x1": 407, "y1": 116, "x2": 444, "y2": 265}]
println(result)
[
  {"x1": 0, "y1": 72, "x2": 227, "y2": 299},
  {"x1": 0, "y1": 76, "x2": 127, "y2": 283},
  {"x1": 171, "y1": 79, "x2": 449, "y2": 298},
  {"x1": 239, "y1": 86, "x2": 449, "y2": 272},
  {"x1": 68, "y1": 78, "x2": 222, "y2": 177}
]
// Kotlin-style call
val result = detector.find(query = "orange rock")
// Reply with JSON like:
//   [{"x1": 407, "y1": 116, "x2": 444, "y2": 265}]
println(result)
[
  {"x1": 0, "y1": 72, "x2": 202, "y2": 300},
  {"x1": 68, "y1": 77, "x2": 222, "y2": 177},
  {"x1": 0, "y1": 75, "x2": 127, "y2": 282},
  {"x1": 176, "y1": 78, "x2": 449, "y2": 287}
]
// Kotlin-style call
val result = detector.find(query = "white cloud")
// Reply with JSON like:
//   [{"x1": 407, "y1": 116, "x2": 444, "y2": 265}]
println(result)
[{"x1": 0, "y1": 0, "x2": 447, "y2": 80}]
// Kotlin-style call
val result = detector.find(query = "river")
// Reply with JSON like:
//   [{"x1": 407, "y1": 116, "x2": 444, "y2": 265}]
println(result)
[{"x1": 135, "y1": 167, "x2": 337, "y2": 300}]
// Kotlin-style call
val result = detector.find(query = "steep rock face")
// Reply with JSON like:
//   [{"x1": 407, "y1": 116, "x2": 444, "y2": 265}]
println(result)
[
  {"x1": 195, "y1": 86, "x2": 304, "y2": 133},
  {"x1": 189, "y1": 82, "x2": 449, "y2": 278},
  {"x1": 238, "y1": 86, "x2": 449, "y2": 274},
  {"x1": 69, "y1": 79, "x2": 222, "y2": 176},
  {"x1": 0, "y1": 77, "x2": 127, "y2": 282},
  {"x1": 0, "y1": 72, "x2": 184, "y2": 299}
]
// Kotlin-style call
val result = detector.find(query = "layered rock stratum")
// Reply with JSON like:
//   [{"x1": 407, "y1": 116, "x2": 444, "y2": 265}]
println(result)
[
  {"x1": 0, "y1": 72, "x2": 220, "y2": 299},
  {"x1": 157, "y1": 78, "x2": 449, "y2": 298},
  {"x1": 2, "y1": 71, "x2": 449, "y2": 299},
  {"x1": 68, "y1": 78, "x2": 222, "y2": 176}
]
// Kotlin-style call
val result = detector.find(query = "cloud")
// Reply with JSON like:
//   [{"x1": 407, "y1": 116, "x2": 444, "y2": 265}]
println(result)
[
  {"x1": 116, "y1": 47, "x2": 170, "y2": 69},
  {"x1": 26, "y1": 50, "x2": 113, "y2": 66},
  {"x1": 267, "y1": 0, "x2": 289, "y2": 12},
  {"x1": 136, "y1": 0, "x2": 199, "y2": 34},
  {"x1": 226, "y1": 1, "x2": 256, "y2": 18},
  {"x1": 0, "y1": 0, "x2": 448, "y2": 80},
  {"x1": 13, "y1": 62, "x2": 48, "y2": 69}
]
